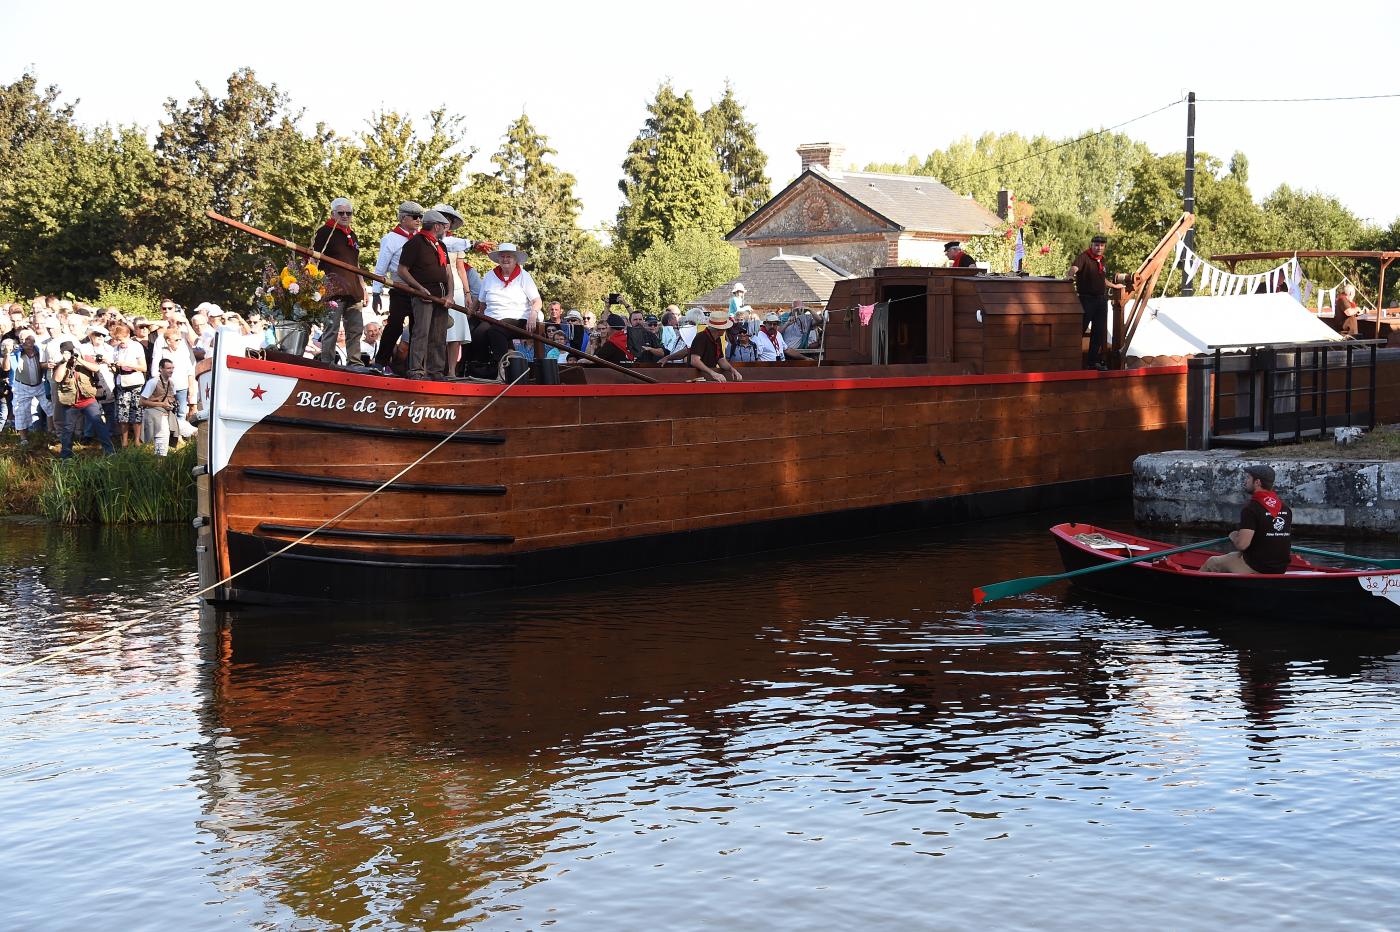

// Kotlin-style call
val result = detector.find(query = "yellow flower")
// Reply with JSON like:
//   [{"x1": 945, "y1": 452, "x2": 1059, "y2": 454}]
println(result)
[
  {"x1": 280, "y1": 269, "x2": 295, "y2": 288},
  {"x1": 305, "y1": 262, "x2": 319, "y2": 275}
]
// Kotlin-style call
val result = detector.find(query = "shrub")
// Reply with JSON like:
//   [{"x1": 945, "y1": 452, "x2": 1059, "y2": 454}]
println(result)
[
  {"x1": 93, "y1": 277, "x2": 162, "y2": 320},
  {"x1": 36, "y1": 442, "x2": 196, "y2": 524}
]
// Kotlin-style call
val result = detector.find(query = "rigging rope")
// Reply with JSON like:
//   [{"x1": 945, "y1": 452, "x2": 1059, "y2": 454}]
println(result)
[{"x1": 1, "y1": 364, "x2": 532, "y2": 675}]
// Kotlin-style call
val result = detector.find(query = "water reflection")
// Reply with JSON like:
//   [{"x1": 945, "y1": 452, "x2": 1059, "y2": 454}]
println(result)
[{"x1": 6, "y1": 508, "x2": 1400, "y2": 929}]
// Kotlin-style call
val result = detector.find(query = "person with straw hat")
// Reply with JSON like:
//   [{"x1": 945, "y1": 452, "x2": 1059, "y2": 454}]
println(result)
[
  {"x1": 688, "y1": 309, "x2": 742, "y2": 382},
  {"x1": 473, "y1": 242, "x2": 541, "y2": 370}
]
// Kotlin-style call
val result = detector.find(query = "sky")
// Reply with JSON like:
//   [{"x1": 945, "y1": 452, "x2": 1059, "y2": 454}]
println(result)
[{"x1": 5, "y1": 0, "x2": 1399, "y2": 237}]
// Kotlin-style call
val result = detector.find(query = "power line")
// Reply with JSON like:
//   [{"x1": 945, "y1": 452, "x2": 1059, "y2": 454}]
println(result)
[
  {"x1": 939, "y1": 97, "x2": 1185, "y2": 187},
  {"x1": 1198, "y1": 93, "x2": 1400, "y2": 102}
]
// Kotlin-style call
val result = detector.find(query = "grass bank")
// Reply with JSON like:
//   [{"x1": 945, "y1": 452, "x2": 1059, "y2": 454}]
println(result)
[
  {"x1": 1259, "y1": 423, "x2": 1400, "y2": 461},
  {"x1": 0, "y1": 434, "x2": 196, "y2": 523}
]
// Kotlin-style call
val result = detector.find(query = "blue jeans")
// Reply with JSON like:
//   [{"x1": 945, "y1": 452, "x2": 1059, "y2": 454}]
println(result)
[
  {"x1": 61, "y1": 404, "x2": 115, "y2": 458},
  {"x1": 175, "y1": 388, "x2": 189, "y2": 419}
]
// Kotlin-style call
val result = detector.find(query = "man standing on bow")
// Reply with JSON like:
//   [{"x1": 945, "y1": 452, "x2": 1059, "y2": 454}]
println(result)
[
  {"x1": 393, "y1": 209, "x2": 453, "y2": 380},
  {"x1": 311, "y1": 197, "x2": 367, "y2": 367},
  {"x1": 372, "y1": 201, "x2": 424, "y2": 370},
  {"x1": 1069, "y1": 234, "x2": 1125, "y2": 371}
]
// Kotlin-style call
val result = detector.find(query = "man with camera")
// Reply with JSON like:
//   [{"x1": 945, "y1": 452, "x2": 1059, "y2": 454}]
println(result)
[{"x1": 53, "y1": 340, "x2": 114, "y2": 458}]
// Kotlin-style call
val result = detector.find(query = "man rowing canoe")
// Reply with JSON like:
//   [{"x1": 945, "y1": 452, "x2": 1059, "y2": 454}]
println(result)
[{"x1": 1202, "y1": 464, "x2": 1293, "y2": 575}]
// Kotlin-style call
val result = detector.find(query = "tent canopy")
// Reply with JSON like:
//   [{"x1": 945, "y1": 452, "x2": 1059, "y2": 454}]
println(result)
[{"x1": 1120, "y1": 293, "x2": 1342, "y2": 358}]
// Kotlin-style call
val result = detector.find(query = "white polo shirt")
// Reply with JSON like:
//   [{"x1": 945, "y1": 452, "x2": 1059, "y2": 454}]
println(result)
[
  {"x1": 372, "y1": 228, "x2": 413, "y2": 296},
  {"x1": 477, "y1": 267, "x2": 541, "y2": 321},
  {"x1": 753, "y1": 328, "x2": 787, "y2": 361}
]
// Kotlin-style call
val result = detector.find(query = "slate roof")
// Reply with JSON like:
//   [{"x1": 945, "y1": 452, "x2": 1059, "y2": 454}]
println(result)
[
  {"x1": 812, "y1": 165, "x2": 1002, "y2": 235},
  {"x1": 691, "y1": 253, "x2": 855, "y2": 307},
  {"x1": 731, "y1": 166, "x2": 1003, "y2": 241}
]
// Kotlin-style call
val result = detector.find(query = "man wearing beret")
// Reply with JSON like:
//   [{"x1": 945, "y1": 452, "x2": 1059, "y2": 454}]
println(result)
[
  {"x1": 944, "y1": 241, "x2": 976, "y2": 268},
  {"x1": 1069, "y1": 235, "x2": 1124, "y2": 370}
]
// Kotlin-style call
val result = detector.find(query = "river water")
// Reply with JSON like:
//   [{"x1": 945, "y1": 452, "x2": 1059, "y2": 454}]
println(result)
[{"x1": 2, "y1": 505, "x2": 1399, "y2": 930}]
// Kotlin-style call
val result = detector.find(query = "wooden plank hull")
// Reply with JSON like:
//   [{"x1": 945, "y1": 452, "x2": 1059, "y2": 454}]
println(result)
[{"x1": 197, "y1": 352, "x2": 1190, "y2": 604}]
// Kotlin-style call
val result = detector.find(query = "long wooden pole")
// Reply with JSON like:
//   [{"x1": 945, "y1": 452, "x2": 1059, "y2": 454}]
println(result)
[{"x1": 205, "y1": 210, "x2": 658, "y2": 385}]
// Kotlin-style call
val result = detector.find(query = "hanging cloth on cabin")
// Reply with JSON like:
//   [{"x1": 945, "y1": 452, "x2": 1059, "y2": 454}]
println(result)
[
  {"x1": 870, "y1": 302, "x2": 890, "y2": 366},
  {"x1": 857, "y1": 303, "x2": 876, "y2": 326}
]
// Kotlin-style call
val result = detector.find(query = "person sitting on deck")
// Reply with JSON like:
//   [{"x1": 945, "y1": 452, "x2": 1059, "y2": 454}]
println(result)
[
  {"x1": 727, "y1": 326, "x2": 759, "y2": 362},
  {"x1": 1201, "y1": 464, "x2": 1293, "y2": 575},
  {"x1": 1334, "y1": 283, "x2": 1362, "y2": 336},
  {"x1": 563, "y1": 309, "x2": 590, "y2": 356},
  {"x1": 594, "y1": 314, "x2": 633, "y2": 365},
  {"x1": 627, "y1": 311, "x2": 667, "y2": 364},
  {"x1": 754, "y1": 313, "x2": 787, "y2": 361},
  {"x1": 689, "y1": 309, "x2": 742, "y2": 383}
]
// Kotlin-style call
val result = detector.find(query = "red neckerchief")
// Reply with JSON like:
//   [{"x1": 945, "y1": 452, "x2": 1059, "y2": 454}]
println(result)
[
  {"x1": 493, "y1": 264, "x2": 523, "y2": 287},
  {"x1": 608, "y1": 330, "x2": 633, "y2": 360},
  {"x1": 762, "y1": 326, "x2": 780, "y2": 350},
  {"x1": 324, "y1": 219, "x2": 358, "y2": 251},
  {"x1": 1251, "y1": 488, "x2": 1284, "y2": 518},
  {"x1": 416, "y1": 230, "x2": 446, "y2": 266},
  {"x1": 391, "y1": 225, "x2": 414, "y2": 241},
  {"x1": 1085, "y1": 249, "x2": 1104, "y2": 274}
]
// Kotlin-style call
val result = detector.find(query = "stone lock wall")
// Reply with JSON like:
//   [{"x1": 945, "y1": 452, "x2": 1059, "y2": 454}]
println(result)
[{"x1": 1134, "y1": 450, "x2": 1400, "y2": 537}]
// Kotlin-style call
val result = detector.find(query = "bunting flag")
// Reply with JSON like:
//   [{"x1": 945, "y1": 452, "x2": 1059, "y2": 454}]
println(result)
[
  {"x1": 1170, "y1": 244, "x2": 1304, "y2": 302},
  {"x1": 1013, "y1": 228, "x2": 1025, "y2": 272}
]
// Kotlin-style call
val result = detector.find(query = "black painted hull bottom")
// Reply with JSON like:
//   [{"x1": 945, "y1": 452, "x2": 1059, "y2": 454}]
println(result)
[
  {"x1": 217, "y1": 475, "x2": 1130, "y2": 604},
  {"x1": 1053, "y1": 537, "x2": 1398, "y2": 625}
]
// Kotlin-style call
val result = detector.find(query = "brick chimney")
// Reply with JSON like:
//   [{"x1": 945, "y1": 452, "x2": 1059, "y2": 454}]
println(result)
[
  {"x1": 797, "y1": 142, "x2": 846, "y2": 177},
  {"x1": 997, "y1": 189, "x2": 1014, "y2": 221}
]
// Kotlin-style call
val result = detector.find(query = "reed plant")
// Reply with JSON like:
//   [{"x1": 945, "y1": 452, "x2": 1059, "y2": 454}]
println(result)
[{"x1": 35, "y1": 442, "x2": 196, "y2": 524}]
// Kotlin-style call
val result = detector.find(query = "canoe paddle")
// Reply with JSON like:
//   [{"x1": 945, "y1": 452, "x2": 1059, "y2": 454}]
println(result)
[
  {"x1": 1293, "y1": 546, "x2": 1400, "y2": 570},
  {"x1": 973, "y1": 537, "x2": 1230, "y2": 605}
]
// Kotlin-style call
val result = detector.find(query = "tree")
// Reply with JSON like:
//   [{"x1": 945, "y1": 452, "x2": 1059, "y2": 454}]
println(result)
[
  {"x1": 471, "y1": 113, "x2": 588, "y2": 301},
  {"x1": 0, "y1": 125, "x2": 155, "y2": 296},
  {"x1": 1111, "y1": 151, "x2": 1266, "y2": 277},
  {"x1": 703, "y1": 81, "x2": 770, "y2": 227},
  {"x1": 865, "y1": 129, "x2": 1149, "y2": 225},
  {"x1": 617, "y1": 228, "x2": 738, "y2": 311},
  {"x1": 115, "y1": 68, "x2": 309, "y2": 304},
  {"x1": 616, "y1": 83, "x2": 731, "y2": 258},
  {"x1": 0, "y1": 72, "x2": 76, "y2": 162}
]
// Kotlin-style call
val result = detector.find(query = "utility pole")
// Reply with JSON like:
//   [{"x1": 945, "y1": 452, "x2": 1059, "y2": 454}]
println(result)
[{"x1": 1182, "y1": 91, "x2": 1197, "y2": 296}]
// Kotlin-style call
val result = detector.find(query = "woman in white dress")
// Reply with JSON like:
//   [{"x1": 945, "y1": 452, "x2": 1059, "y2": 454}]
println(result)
[{"x1": 432, "y1": 203, "x2": 475, "y2": 377}]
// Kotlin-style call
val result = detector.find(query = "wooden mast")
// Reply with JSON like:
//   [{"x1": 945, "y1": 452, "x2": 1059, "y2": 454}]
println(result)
[{"x1": 1114, "y1": 212, "x2": 1195, "y2": 366}]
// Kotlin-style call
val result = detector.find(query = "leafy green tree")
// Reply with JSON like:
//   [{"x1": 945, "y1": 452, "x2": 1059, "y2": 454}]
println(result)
[
  {"x1": 115, "y1": 68, "x2": 308, "y2": 305},
  {"x1": 703, "y1": 81, "x2": 770, "y2": 227},
  {"x1": 0, "y1": 125, "x2": 155, "y2": 296},
  {"x1": 0, "y1": 72, "x2": 76, "y2": 162},
  {"x1": 617, "y1": 228, "x2": 738, "y2": 311},
  {"x1": 616, "y1": 83, "x2": 731, "y2": 258},
  {"x1": 471, "y1": 113, "x2": 587, "y2": 300},
  {"x1": 866, "y1": 129, "x2": 1149, "y2": 224},
  {"x1": 1111, "y1": 151, "x2": 1266, "y2": 277}
]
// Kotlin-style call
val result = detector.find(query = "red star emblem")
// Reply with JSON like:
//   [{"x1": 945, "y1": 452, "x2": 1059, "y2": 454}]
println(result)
[{"x1": 250, "y1": 384, "x2": 267, "y2": 400}]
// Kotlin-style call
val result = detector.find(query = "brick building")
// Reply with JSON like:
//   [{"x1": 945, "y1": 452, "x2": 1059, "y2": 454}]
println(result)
[{"x1": 691, "y1": 143, "x2": 1005, "y2": 310}]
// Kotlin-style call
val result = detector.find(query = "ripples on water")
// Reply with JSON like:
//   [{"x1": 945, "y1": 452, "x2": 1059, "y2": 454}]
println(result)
[{"x1": 3, "y1": 508, "x2": 1400, "y2": 930}]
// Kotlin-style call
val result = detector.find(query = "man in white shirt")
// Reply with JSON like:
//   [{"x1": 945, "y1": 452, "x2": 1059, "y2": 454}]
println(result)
[
  {"x1": 372, "y1": 202, "x2": 424, "y2": 369},
  {"x1": 753, "y1": 313, "x2": 787, "y2": 361}
]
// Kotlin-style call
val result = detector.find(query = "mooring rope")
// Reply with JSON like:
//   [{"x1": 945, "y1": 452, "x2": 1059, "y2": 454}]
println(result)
[{"x1": 1, "y1": 366, "x2": 532, "y2": 675}]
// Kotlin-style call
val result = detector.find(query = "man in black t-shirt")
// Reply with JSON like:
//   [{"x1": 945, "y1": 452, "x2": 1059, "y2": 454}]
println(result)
[
  {"x1": 1068, "y1": 235, "x2": 1125, "y2": 370},
  {"x1": 1202, "y1": 464, "x2": 1293, "y2": 574}
]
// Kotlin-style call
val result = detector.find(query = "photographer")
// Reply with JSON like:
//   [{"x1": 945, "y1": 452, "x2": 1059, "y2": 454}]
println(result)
[{"x1": 53, "y1": 340, "x2": 114, "y2": 458}]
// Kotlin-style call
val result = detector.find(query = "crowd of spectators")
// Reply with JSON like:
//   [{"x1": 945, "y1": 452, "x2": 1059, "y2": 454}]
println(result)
[{"x1": 2, "y1": 295, "x2": 215, "y2": 458}]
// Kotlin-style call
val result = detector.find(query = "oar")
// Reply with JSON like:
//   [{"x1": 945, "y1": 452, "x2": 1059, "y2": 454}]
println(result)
[
  {"x1": 973, "y1": 537, "x2": 1230, "y2": 604},
  {"x1": 1293, "y1": 546, "x2": 1400, "y2": 570}
]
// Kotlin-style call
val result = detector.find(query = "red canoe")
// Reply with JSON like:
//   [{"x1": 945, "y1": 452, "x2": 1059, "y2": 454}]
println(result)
[{"x1": 1051, "y1": 523, "x2": 1400, "y2": 624}]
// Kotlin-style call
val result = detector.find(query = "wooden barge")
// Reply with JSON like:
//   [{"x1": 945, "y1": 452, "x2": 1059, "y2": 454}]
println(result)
[{"x1": 195, "y1": 267, "x2": 1191, "y2": 604}]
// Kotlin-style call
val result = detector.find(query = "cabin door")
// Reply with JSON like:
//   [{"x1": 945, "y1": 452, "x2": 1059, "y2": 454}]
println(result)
[{"x1": 882, "y1": 285, "x2": 928, "y2": 364}]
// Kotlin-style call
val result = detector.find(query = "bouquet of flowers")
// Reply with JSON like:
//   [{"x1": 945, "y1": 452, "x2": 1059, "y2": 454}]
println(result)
[{"x1": 254, "y1": 257, "x2": 331, "y2": 323}]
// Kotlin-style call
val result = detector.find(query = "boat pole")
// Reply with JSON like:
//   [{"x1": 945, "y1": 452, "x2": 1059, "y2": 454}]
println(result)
[
  {"x1": 1181, "y1": 91, "x2": 1197, "y2": 297},
  {"x1": 205, "y1": 210, "x2": 659, "y2": 385}
]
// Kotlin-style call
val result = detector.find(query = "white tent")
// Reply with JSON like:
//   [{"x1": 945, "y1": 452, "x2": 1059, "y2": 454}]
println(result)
[{"x1": 1118, "y1": 293, "x2": 1343, "y2": 358}]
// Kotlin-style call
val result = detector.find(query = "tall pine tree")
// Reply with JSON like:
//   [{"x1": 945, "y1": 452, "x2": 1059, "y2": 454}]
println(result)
[
  {"x1": 471, "y1": 113, "x2": 588, "y2": 302},
  {"x1": 616, "y1": 83, "x2": 731, "y2": 258},
  {"x1": 703, "y1": 81, "x2": 770, "y2": 227}
]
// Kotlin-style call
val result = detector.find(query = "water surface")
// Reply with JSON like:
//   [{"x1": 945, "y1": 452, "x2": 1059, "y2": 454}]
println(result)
[{"x1": 3, "y1": 509, "x2": 1399, "y2": 929}]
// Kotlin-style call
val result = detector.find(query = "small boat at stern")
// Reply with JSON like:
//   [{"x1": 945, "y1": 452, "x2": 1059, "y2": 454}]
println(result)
[{"x1": 1050, "y1": 523, "x2": 1400, "y2": 624}]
